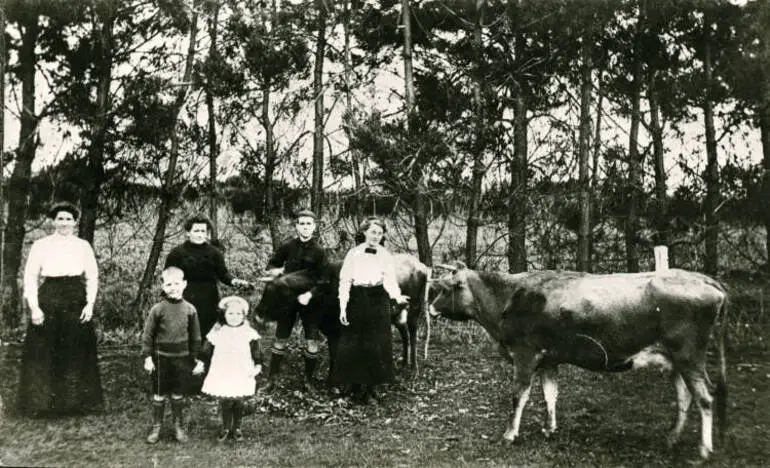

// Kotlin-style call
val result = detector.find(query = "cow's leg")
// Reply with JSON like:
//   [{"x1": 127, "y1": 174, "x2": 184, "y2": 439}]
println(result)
[
  {"x1": 395, "y1": 323, "x2": 409, "y2": 371},
  {"x1": 407, "y1": 316, "x2": 419, "y2": 374},
  {"x1": 682, "y1": 368, "x2": 714, "y2": 459},
  {"x1": 667, "y1": 372, "x2": 692, "y2": 449},
  {"x1": 503, "y1": 350, "x2": 541, "y2": 443},
  {"x1": 540, "y1": 364, "x2": 559, "y2": 438}
]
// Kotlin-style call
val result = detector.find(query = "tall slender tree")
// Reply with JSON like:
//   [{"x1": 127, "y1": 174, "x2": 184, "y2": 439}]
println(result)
[{"x1": 311, "y1": 0, "x2": 328, "y2": 218}]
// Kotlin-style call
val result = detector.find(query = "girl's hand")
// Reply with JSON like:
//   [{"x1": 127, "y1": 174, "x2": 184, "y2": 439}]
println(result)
[
  {"x1": 394, "y1": 295, "x2": 410, "y2": 305},
  {"x1": 232, "y1": 278, "x2": 252, "y2": 289},
  {"x1": 80, "y1": 303, "x2": 94, "y2": 323},
  {"x1": 192, "y1": 360, "x2": 205, "y2": 375},
  {"x1": 254, "y1": 364, "x2": 262, "y2": 376},
  {"x1": 144, "y1": 357, "x2": 155, "y2": 373},
  {"x1": 339, "y1": 310, "x2": 349, "y2": 326},
  {"x1": 30, "y1": 306, "x2": 45, "y2": 326},
  {"x1": 297, "y1": 291, "x2": 312, "y2": 305}
]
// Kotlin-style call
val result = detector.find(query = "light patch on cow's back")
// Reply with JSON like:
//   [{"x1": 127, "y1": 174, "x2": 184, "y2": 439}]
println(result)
[{"x1": 628, "y1": 345, "x2": 672, "y2": 371}]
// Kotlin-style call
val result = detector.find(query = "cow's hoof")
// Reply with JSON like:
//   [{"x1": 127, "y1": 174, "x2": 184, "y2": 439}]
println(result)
[
  {"x1": 665, "y1": 432, "x2": 681, "y2": 450},
  {"x1": 502, "y1": 430, "x2": 517, "y2": 444},
  {"x1": 541, "y1": 427, "x2": 557, "y2": 439},
  {"x1": 697, "y1": 445, "x2": 712, "y2": 461}
]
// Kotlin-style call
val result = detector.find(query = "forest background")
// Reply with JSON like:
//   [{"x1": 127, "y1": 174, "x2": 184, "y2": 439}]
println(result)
[{"x1": 0, "y1": 0, "x2": 769, "y2": 344}]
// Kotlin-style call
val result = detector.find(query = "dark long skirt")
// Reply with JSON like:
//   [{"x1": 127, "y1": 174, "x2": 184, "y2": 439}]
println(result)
[
  {"x1": 17, "y1": 277, "x2": 104, "y2": 417},
  {"x1": 184, "y1": 280, "x2": 219, "y2": 338},
  {"x1": 331, "y1": 285, "x2": 394, "y2": 385}
]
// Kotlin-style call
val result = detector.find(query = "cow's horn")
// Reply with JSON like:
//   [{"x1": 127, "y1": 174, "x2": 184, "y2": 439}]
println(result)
[{"x1": 254, "y1": 276, "x2": 276, "y2": 283}]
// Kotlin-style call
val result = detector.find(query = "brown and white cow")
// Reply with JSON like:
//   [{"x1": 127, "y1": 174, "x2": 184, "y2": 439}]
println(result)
[{"x1": 429, "y1": 263, "x2": 728, "y2": 460}]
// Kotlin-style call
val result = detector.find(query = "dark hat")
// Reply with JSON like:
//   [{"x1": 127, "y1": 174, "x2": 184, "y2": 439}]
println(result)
[
  {"x1": 295, "y1": 209, "x2": 317, "y2": 219},
  {"x1": 48, "y1": 201, "x2": 80, "y2": 221}
]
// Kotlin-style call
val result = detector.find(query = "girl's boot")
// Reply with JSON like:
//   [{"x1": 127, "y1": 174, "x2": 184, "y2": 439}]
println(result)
[
  {"x1": 218, "y1": 400, "x2": 233, "y2": 442},
  {"x1": 231, "y1": 400, "x2": 244, "y2": 441}
]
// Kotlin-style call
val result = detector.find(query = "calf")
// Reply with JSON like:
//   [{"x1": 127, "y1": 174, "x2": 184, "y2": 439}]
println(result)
[
  {"x1": 429, "y1": 263, "x2": 728, "y2": 460},
  {"x1": 252, "y1": 253, "x2": 429, "y2": 382}
]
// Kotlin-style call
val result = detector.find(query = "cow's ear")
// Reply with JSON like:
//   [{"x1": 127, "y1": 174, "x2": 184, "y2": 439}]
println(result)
[{"x1": 451, "y1": 260, "x2": 467, "y2": 271}]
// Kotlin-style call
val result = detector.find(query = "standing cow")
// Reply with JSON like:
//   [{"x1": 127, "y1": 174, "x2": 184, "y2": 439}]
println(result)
[
  {"x1": 429, "y1": 263, "x2": 728, "y2": 460},
  {"x1": 252, "y1": 253, "x2": 429, "y2": 387}
]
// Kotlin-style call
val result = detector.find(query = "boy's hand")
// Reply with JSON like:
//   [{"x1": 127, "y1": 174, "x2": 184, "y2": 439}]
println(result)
[
  {"x1": 192, "y1": 360, "x2": 205, "y2": 375},
  {"x1": 232, "y1": 278, "x2": 252, "y2": 289},
  {"x1": 297, "y1": 291, "x2": 312, "y2": 305},
  {"x1": 144, "y1": 356, "x2": 155, "y2": 373},
  {"x1": 339, "y1": 309, "x2": 349, "y2": 326},
  {"x1": 254, "y1": 364, "x2": 263, "y2": 377},
  {"x1": 265, "y1": 267, "x2": 284, "y2": 277}
]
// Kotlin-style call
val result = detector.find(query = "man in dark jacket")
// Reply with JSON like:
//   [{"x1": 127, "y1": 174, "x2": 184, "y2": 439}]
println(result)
[{"x1": 263, "y1": 209, "x2": 328, "y2": 391}]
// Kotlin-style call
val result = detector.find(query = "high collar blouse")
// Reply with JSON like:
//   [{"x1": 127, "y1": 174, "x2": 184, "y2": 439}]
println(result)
[
  {"x1": 23, "y1": 233, "x2": 99, "y2": 308},
  {"x1": 338, "y1": 243, "x2": 402, "y2": 312}
]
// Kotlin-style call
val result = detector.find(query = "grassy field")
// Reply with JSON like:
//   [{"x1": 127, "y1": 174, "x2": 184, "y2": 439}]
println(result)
[{"x1": 1, "y1": 320, "x2": 769, "y2": 468}]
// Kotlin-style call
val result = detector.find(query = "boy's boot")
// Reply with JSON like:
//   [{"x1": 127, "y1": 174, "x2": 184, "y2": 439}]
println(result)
[
  {"x1": 231, "y1": 400, "x2": 244, "y2": 442},
  {"x1": 170, "y1": 398, "x2": 189, "y2": 443},
  {"x1": 146, "y1": 399, "x2": 166, "y2": 444},
  {"x1": 302, "y1": 350, "x2": 319, "y2": 392},
  {"x1": 217, "y1": 400, "x2": 233, "y2": 442},
  {"x1": 262, "y1": 350, "x2": 285, "y2": 392}
]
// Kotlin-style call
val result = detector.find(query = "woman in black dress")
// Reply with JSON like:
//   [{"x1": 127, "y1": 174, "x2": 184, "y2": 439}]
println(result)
[
  {"x1": 164, "y1": 215, "x2": 250, "y2": 339},
  {"x1": 334, "y1": 217, "x2": 409, "y2": 403},
  {"x1": 18, "y1": 202, "x2": 104, "y2": 416}
]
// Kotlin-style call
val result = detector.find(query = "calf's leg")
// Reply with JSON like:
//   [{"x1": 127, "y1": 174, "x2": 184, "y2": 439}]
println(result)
[{"x1": 408, "y1": 317, "x2": 419, "y2": 374}]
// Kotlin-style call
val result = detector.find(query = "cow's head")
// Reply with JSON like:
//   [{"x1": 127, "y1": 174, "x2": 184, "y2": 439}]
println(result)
[
  {"x1": 252, "y1": 269, "x2": 318, "y2": 323},
  {"x1": 429, "y1": 261, "x2": 476, "y2": 322}
]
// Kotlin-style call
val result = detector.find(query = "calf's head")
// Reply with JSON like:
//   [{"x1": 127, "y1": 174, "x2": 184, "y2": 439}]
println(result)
[
  {"x1": 252, "y1": 270, "x2": 317, "y2": 323},
  {"x1": 429, "y1": 262, "x2": 476, "y2": 321}
]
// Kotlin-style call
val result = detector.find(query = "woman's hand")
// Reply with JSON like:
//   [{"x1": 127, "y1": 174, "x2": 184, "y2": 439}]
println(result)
[
  {"x1": 339, "y1": 309, "x2": 349, "y2": 326},
  {"x1": 297, "y1": 291, "x2": 312, "y2": 305},
  {"x1": 394, "y1": 294, "x2": 410, "y2": 305},
  {"x1": 30, "y1": 306, "x2": 45, "y2": 326},
  {"x1": 192, "y1": 360, "x2": 205, "y2": 375},
  {"x1": 80, "y1": 303, "x2": 94, "y2": 323},
  {"x1": 144, "y1": 356, "x2": 155, "y2": 373}
]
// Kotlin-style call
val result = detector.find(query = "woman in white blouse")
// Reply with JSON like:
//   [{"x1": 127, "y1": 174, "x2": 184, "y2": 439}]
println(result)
[
  {"x1": 17, "y1": 202, "x2": 104, "y2": 417},
  {"x1": 333, "y1": 217, "x2": 409, "y2": 404}
]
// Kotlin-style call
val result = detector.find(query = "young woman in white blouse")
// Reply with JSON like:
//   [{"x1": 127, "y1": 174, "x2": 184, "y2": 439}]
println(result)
[
  {"x1": 333, "y1": 217, "x2": 409, "y2": 404},
  {"x1": 17, "y1": 202, "x2": 104, "y2": 416}
]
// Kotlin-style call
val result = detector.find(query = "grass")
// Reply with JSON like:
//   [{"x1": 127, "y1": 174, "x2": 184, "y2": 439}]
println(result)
[{"x1": 1, "y1": 320, "x2": 769, "y2": 467}]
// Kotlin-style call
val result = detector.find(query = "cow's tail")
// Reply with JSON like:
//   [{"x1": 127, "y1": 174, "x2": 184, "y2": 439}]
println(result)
[{"x1": 715, "y1": 293, "x2": 728, "y2": 441}]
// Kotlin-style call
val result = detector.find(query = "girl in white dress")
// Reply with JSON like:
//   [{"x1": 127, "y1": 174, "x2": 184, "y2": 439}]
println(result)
[{"x1": 200, "y1": 296, "x2": 262, "y2": 442}]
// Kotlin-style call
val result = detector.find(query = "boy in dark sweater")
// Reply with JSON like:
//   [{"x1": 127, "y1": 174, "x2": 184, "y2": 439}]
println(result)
[
  {"x1": 263, "y1": 209, "x2": 328, "y2": 391},
  {"x1": 141, "y1": 266, "x2": 203, "y2": 444}
]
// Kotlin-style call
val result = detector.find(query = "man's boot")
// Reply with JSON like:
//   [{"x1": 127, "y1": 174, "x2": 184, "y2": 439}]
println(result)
[
  {"x1": 146, "y1": 399, "x2": 165, "y2": 444},
  {"x1": 262, "y1": 350, "x2": 285, "y2": 392},
  {"x1": 170, "y1": 398, "x2": 189, "y2": 443},
  {"x1": 302, "y1": 351, "x2": 319, "y2": 392},
  {"x1": 231, "y1": 400, "x2": 244, "y2": 442}
]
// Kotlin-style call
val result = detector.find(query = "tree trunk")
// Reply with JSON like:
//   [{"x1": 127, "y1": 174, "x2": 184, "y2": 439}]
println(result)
[
  {"x1": 625, "y1": 2, "x2": 644, "y2": 273},
  {"x1": 401, "y1": 0, "x2": 431, "y2": 266},
  {"x1": 2, "y1": 16, "x2": 40, "y2": 327},
  {"x1": 263, "y1": 0, "x2": 280, "y2": 251},
  {"x1": 79, "y1": 8, "x2": 114, "y2": 244},
  {"x1": 0, "y1": 4, "x2": 7, "y2": 327},
  {"x1": 508, "y1": 90, "x2": 528, "y2": 273},
  {"x1": 343, "y1": 0, "x2": 363, "y2": 225},
  {"x1": 311, "y1": 0, "x2": 327, "y2": 218},
  {"x1": 576, "y1": 37, "x2": 592, "y2": 272},
  {"x1": 206, "y1": 5, "x2": 220, "y2": 239},
  {"x1": 131, "y1": 9, "x2": 198, "y2": 319},
  {"x1": 464, "y1": 0, "x2": 485, "y2": 269},
  {"x1": 702, "y1": 16, "x2": 719, "y2": 276},
  {"x1": 648, "y1": 71, "x2": 669, "y2": 254},
  {"x1": 761, "y1": 111, "x2": 770, "y2": 271},
  {"x1": 591, "y1": 68, "x2": 603, "y2": 266}
]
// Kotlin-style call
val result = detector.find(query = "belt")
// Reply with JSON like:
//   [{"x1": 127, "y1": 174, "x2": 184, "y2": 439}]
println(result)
[{"x1": 352, "y1": 282, "x2": 383, "y2": 288}]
